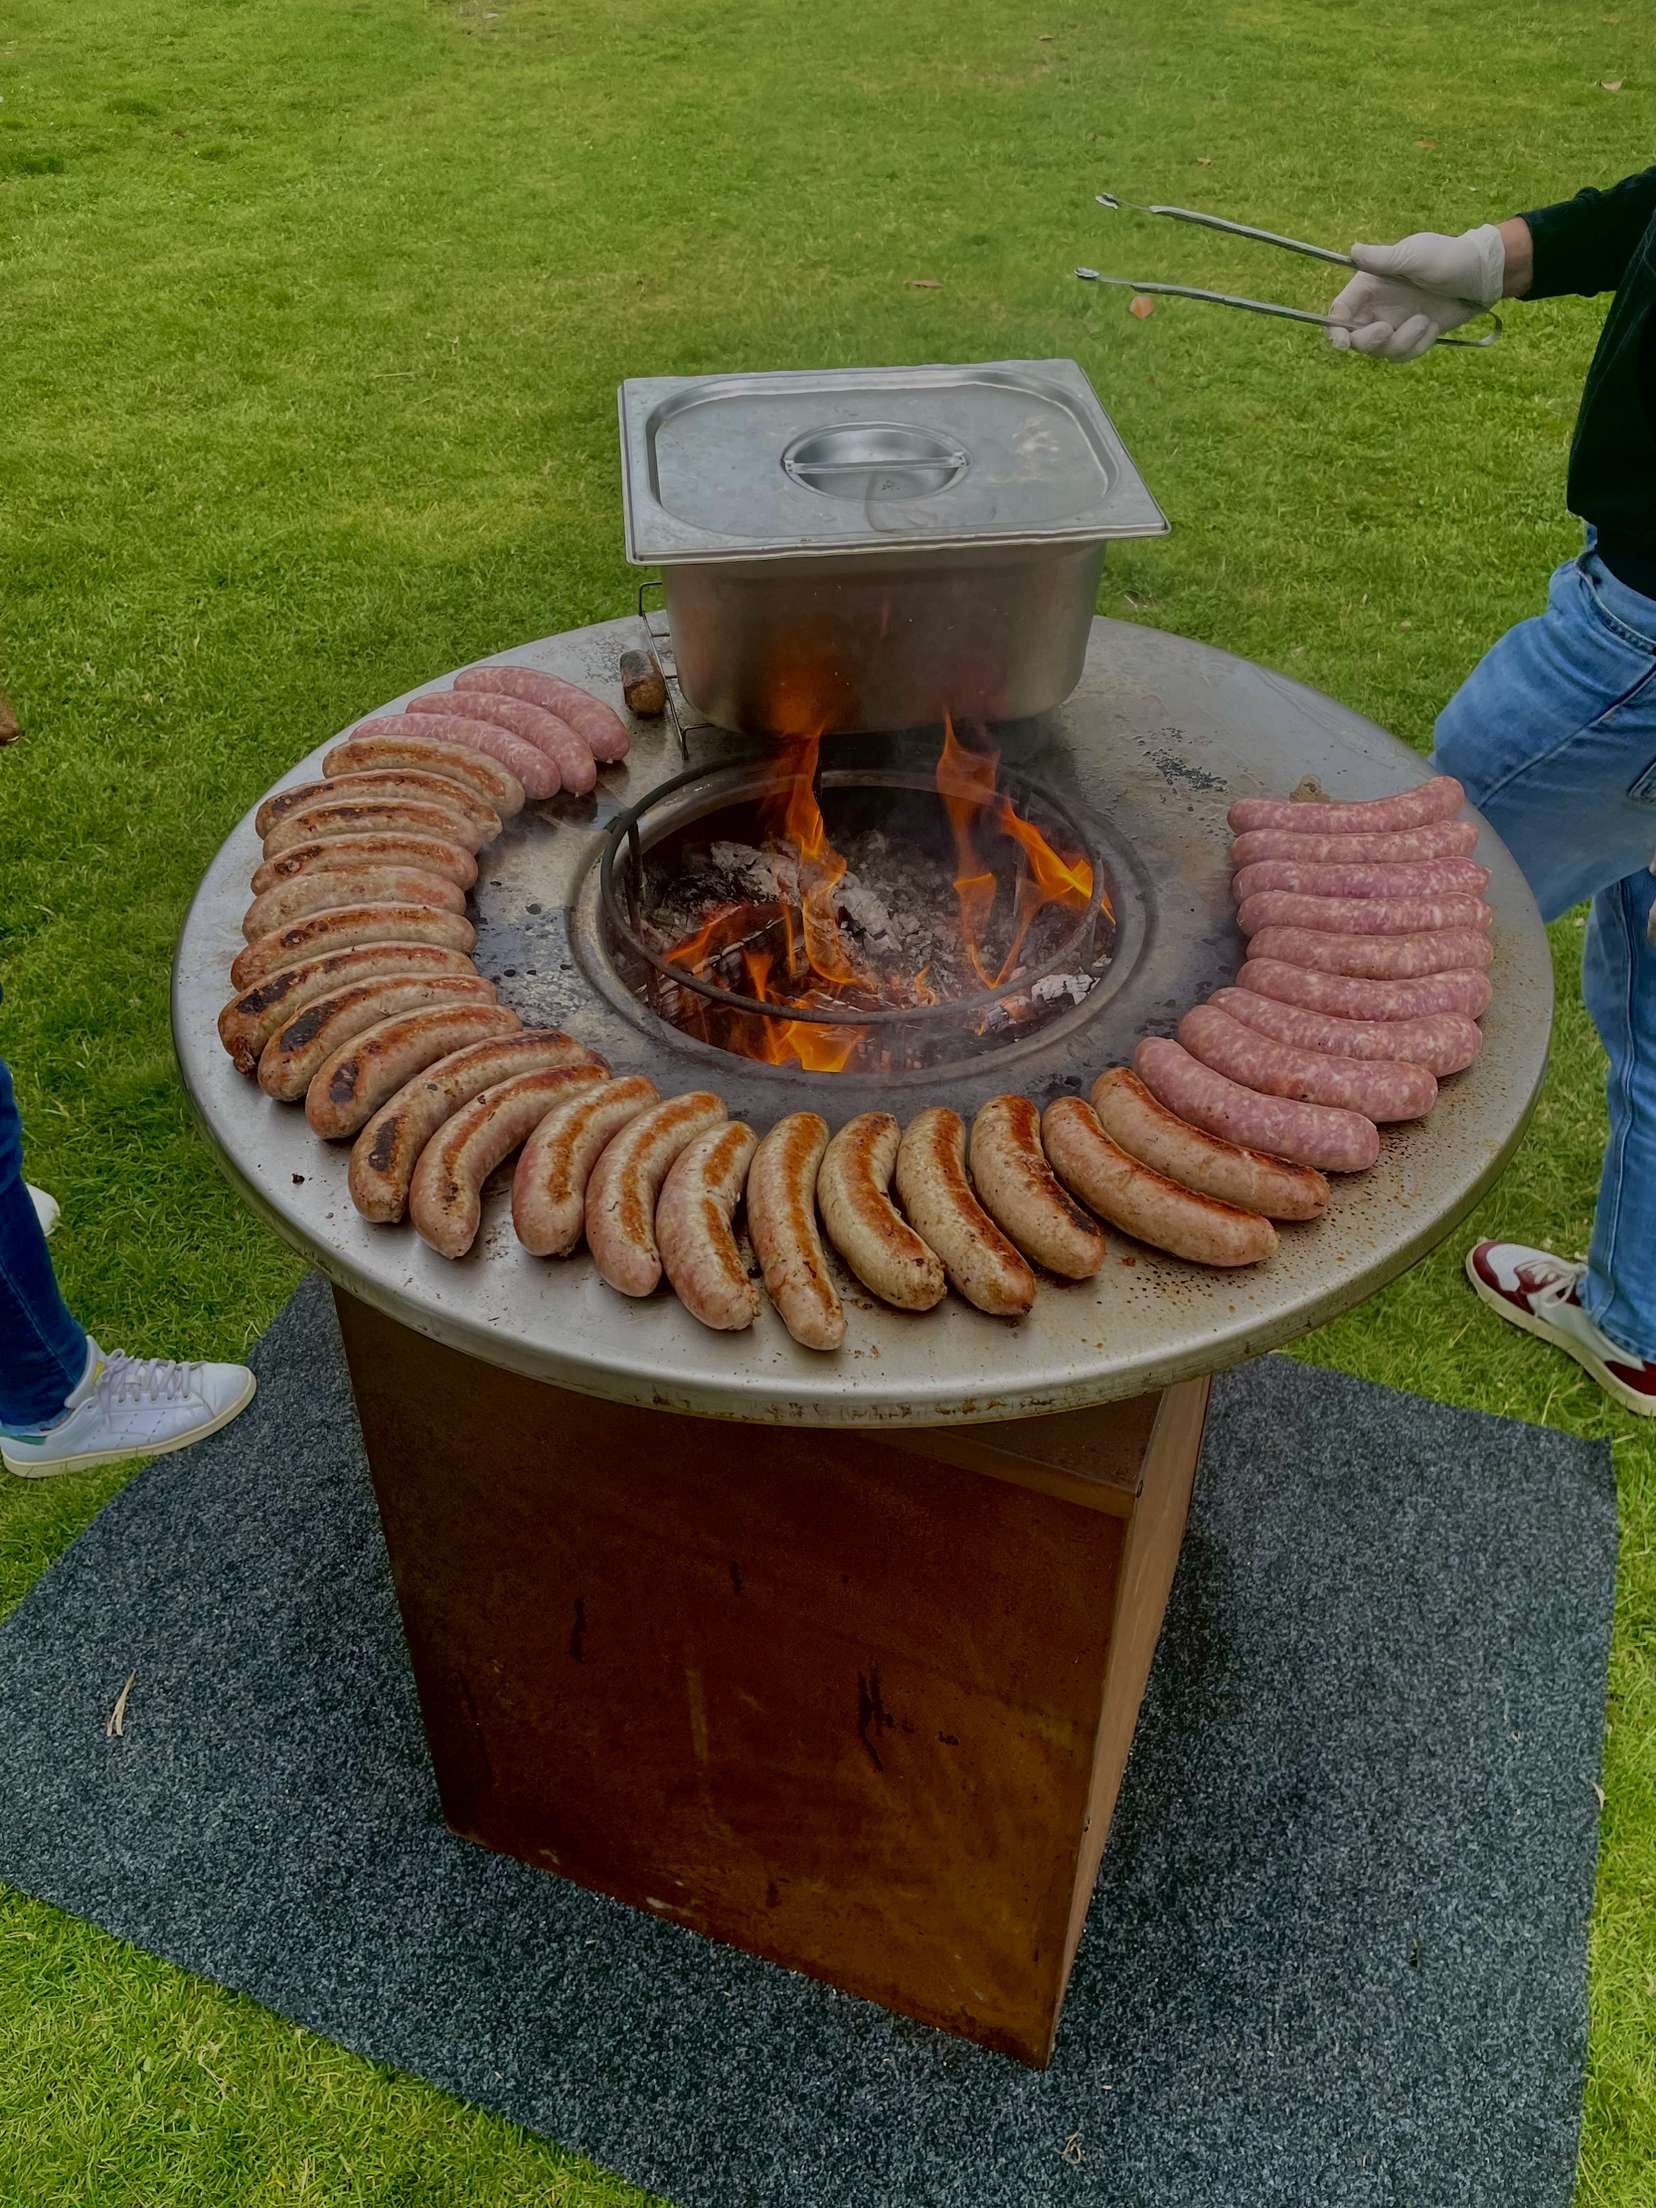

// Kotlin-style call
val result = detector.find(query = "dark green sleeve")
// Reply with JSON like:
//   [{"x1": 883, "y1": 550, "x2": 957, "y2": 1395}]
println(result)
[{"x1": 1520, "y1": 167, "x2": 1656, "y2": 299}]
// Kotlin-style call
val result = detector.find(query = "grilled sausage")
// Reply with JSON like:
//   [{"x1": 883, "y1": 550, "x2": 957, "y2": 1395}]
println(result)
[
  {"x1": 410, "y1": 689, "x2": 595, "y2": 796},
  {"x1": 322, "y1": 733, "x2": 525, "y2": 817},
  {"x1": 243, "y1": 867, "x2": 465, "y2": 942},
  {"x1": 1227, "y1": 774, "x2": 1465, "y2": 836},
  {"x1": 1043, "y1": 1096, "x2": 1277, "y2": 1267},
  {"x1": 264, "y1": 797, "x2": 487, "y2": 857},
  {"x1": 746, "y1": 1113, "x2": 845, "y2": 1351},
  {"x1": 967, "y1": 1095, "x2": 1106, "y2": 1279},
  {"x1": 1246, "y1": 925, "x2": 1495, "y2": 979},
  {"x1": 347, "y1": 714, "x2": 558, "y2": 801},
  {"x1": 1134, "y1": 1037, "x2": 1380, "y2": 1173},
  {"x1": 1230, "y1": 820, "x2": 1480, "y2": 868},
  {"x1": 254, "y1": 771, "x2": 503, "y2": 845},
  {"x1": 306, "y1": 1003, "x2": 530, "y2": 1138},
  {"x1": 411, "y1": 1068, "x2": 605, "y2": 1259},
  {"x1": 894, "y1": 1107, "x2": 1036, "y2": 1317},
  {"x1": 585, "y1": 1092, "x2": 728, "y2": 1297},
  {"x1": 232, "y1": 904, "x2": 477, "y2": 990},
  {"x1": 1179, "y1": 1003, "x2": 1437, "y2": 1121},
  {"x1": 817, "y1": 1113, "x2": 946, "y2": 1313},
  {"x1": 251, "y1": 832, "x2": 478, "y2": 896},
  {"x1": 349, "y1": 1031, "x2": 597, "y2": 1222},
  {"x1": 258, "y1": 975, "x2": 499, "y2": 1101},
  {"x1": 1090, "y1": 1066, "x2": 1330, "y2": 1219},
  {"x1": 1211, "y1": 986, "x2": 1482, "y2": 1078},
  {"x1": 1236, "y1": 890, "x2": 1492, "y2": 938},
  {"x1": 217, "y1": 943, "x2": 478, "y2": 1075},
  {"x1": 511, "y1": 1075, "x2": 659, "y2": 1256},
  {"x1": 454, "y1": 664, "x2": 630, "y2": 762},
  {"x1": 1238, "y1": 957, "x2": 1493, "y2": 1023},
  {"x1": 656, "y1": 1122, "x2": 761, "y2": 1331},
  {"x1": 1232, "y1": 857, "x2": 1490, "y2": 903}
]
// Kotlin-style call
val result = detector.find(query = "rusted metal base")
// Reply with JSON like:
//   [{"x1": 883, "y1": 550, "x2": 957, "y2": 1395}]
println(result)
[{"x1": 335, "y1": 1289, "x2": 1207, "y2": 2068}]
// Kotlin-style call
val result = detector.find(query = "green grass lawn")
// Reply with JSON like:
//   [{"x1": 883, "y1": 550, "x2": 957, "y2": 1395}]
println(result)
[{"x1": 3, "y1": 0, "x2": 1652, "y2": 2196}]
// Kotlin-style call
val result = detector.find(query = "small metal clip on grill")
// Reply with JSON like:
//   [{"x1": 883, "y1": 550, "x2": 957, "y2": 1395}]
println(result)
[{"x1": 1076, "y1": 192, "x2": 1502, "y2": 349}]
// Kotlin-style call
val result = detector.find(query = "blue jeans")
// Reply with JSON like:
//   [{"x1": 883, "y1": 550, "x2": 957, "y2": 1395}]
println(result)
[
  {"x1": 0, "y1": 1058, "x2": 89, "y2": 1430},
  {"x1": 1432, "y1": 542, "x2": 1656, "y2": 1361}
]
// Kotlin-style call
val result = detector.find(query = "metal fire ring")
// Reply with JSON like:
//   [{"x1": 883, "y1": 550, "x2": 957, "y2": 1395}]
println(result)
[{"x1": 173, "y1": 615, "x2": 1553, "y2": 1429}]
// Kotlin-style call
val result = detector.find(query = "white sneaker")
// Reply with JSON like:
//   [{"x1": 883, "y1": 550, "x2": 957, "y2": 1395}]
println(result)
[
  {"x1": 27, "y1": 1183, "x2": 60, "y2": 1238},
  {"x1": 1, "y1": 1340, "x2": 257, "y2": 1477},
  {"x1": 1466, "y1": 1240, "x2": 1656, "y2": 1418}
]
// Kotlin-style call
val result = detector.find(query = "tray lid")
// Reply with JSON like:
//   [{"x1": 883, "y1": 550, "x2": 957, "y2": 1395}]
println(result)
[{"x1": 619, "y1": 359, "x2": 1168, "y2": 564}]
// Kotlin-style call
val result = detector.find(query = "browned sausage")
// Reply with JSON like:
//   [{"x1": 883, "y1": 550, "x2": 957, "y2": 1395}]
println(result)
[
  {"x1": 894, "y1": 1107, "x2": 1036, "y2": 1317},
  {"x1": 656, "y1": 1123, "x2": 761, "y2": 1331},
  {"x1": 1246, "y1": 925, "x2": 1495, "y2": 979},
  {"x1": 1090, "y1": 1067, "x2": 1330, "y2": 1219},
  {"x1": 511, "y1": 1075, "x2": 660, "y2": 1256},
  {"x1": 746, "y1": 1113, "x2": 845, "y2": 1350},
  {"x1": 585, "y1": 1093, "x2": 729, "y2": 1297},
  {"x1": 1227, "y1": 774, "x2": 1465, "y2": 835},
  {"x1": 1236, "y1": 890, "x2": 1492, "y2": 938},
  {"x1": 305, "y1": 1002, "x2": 531, "y2": 1138},
  {"x1": 1230, "y1": 820, "x2": 1480, "y2": 867},
  {"x1": 243, "y1": 868, "x2": 465, "y2": 942},
  {"x1": 1043, "y1": 1096, "x2": 1277, "y2": 1266},
  {"x1": 231, "y1": 905, "x2": 478, "y2": 990},
  {"x1": 411, "y1": 1068, "x2": 606, "y2": 1259},
  {"x1": 1178, "y1": 1004, "x2": 1437, "y2": 1121},
  {"x1": 347, "y1": 714, "x2": 558, "y2": 801},
  {"x1": 217, "y1": 942, "x2": 477, "y2": 1076},
  {"x1": 349, "y1": 1031, "x2": 597, "y2": 1223},
  {"x1": 967, "y1": 1095, "x2": 1106, "y2": 1278},
  {"x1": 321, "y1": 733, "x2": 525, "y2": 817},
  {"x1": 258, "y1": 975, "x2": 499, "y2": 1102},
  {"x1": 1210, "y1": 986, "x2": 1482, "y2": 1078},
  {"x1": 410, "y1": 689, "x2": 596, "y2": 796},
  {"x1": 254, "y1": 770, "x2": 503, "y2": 845},
  {"x1": 1134, "y1": 1037, "x2": 1379, "y2": 1173},
  {"x1": 264, "y1": 797, "x2": 487, "y2": 857},
  {"x1": 1237, "y1": 957, "x2": 1493, "y2": 1023},
  {"x1": 251, "y1": 832, "x2": 478, "y2": 897},
  {"x1": 454, "y1": 664, "x2": 630, "y2": 762},
  {"x1": 816, "y1": 1113, "x2": 946, "y2": 1313}
]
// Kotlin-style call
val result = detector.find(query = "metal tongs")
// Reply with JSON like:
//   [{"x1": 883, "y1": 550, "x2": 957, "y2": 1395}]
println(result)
[{"x1": 1076, "y1": 193, "x2": 1502, "y2": 348}]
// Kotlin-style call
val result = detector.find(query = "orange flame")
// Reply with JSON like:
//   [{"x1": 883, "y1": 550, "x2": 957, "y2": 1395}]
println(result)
[{"x1": 936, "y1": 715, "x2": 1099, "y2": 988}]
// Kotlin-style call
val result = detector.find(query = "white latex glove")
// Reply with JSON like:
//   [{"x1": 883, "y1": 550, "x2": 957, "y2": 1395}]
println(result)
[{"x1": 1327, "y1": 224, "x2": 1506, "y2": 362}]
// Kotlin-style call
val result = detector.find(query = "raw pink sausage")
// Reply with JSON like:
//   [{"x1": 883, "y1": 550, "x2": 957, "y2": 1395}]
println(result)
[
  {"x1": 1227, "y1": 774, "x2": 1465, "y2": 836},
  {"x1": 1178, "y1": 1004, "x2": 1436, "y2": 1122},
  {"x1": 349, "y1": 714, "x2": 559, "y2": 801},
  {"x1": 1135, "y1": 1037, "x2": 1380, "y2": 1173},
  {"x1": 1246, "y1": 926, "x2": 1495, "y2": 978},
  {"x1": 1231, "y1": 821, "x2": 1480, "y2": 867},
  {"x1": 409, "y1": 690, "x2": 596, "y2": 796},
  {"x1": 1238, "y1": 957, "x2": 1493, "y2": 1022},
  {"x1": 1237, "y1": 890, "x2": 1492, "y2": 938},
  {"x1": 1232, "y1": 858, "x2": 1491, "y2": 903},
  {"x1": 1211, "y1": 987, "x2": 1482, "y2": 1078},
  {"x1": 454, "y1": 665, "x2": 630, "y2": 762}
]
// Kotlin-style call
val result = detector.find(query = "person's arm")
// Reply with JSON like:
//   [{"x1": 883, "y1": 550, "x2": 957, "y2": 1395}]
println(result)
[{"x1": 1519, "y1": 167, "x2": 1656, "y2": 300}]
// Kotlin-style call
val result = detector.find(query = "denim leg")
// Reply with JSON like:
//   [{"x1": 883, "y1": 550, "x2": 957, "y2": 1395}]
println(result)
[
  {"x1": 1580, "y1": 868, "x2": 1656, "y2": 1360},
  {"x1": 1430, "y1": 545, "x2": 1656, "y2": 1358},
  {"x1": 0, "y1": 1058, "x2": 89, "y2": 1430}
]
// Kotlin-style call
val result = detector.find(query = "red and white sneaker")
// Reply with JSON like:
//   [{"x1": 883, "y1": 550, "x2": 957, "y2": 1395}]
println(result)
[{"x1": 1466, "y1": 1241, "x2": 1656, "y2": 1418}]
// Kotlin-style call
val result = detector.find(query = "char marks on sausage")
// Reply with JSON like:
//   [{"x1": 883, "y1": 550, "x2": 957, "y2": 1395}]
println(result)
[{"x1": 1044, "y1": 1096, "x2": 1277, "y2": 1266}]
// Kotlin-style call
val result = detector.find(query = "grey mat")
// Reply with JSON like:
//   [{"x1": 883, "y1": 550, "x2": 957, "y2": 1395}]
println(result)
[{"x1": 0, "y1": 1276, "x2": 1615, "y2": 2208}]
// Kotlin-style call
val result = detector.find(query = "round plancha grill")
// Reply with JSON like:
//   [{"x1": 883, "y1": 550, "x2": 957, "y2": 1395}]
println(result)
[{"x1": 173, "y1": 614, "x2": 1551, "y2": 1428}]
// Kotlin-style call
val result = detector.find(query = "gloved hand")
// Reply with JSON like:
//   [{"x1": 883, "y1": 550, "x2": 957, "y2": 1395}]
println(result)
[{"x1": 1327, "y1": 224, "x2": 1506, "y2": 362}]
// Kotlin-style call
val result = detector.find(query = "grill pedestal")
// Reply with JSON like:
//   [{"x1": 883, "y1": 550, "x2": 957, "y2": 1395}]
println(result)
[{"x1": 338, "y1": 1288, "x2": 1207, "y2": 2067}]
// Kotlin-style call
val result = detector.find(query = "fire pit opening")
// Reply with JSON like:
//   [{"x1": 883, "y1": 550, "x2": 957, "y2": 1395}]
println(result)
[{"x1": 599, "y1": 724, "x2": 1118, "y2": 1077}]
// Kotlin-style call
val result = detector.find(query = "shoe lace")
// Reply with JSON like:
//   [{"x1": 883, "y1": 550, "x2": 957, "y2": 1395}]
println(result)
[
  {"x1": 97, "y1": 1352, "x2": 202, "y2": 1407},
  {"x1": 1521, "y1": 1255, "x2": 1587, "y2": 1314}
]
